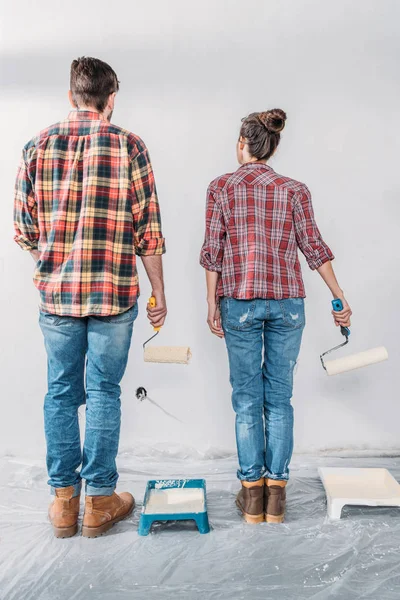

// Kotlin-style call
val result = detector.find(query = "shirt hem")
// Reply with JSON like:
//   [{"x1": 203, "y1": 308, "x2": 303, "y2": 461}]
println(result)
[
  {"x1": 38, "y1": 298, "x2": 139, "y2": 318},
  {"x1": 217, "y1": 292, "x2": 307, "y2": 300}
]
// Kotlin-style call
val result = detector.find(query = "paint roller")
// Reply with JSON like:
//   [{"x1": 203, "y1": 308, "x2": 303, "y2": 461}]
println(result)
[
  {"x1": 320, "y1": 299, "x2": 388, "y2": 376},
  {"x1": 143, "y1": 296, "x2": 192, "y2": 364}
]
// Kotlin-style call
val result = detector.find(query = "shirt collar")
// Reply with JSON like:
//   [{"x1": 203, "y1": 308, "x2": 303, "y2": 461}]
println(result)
[
  {"x1": 239, "y1": 161, "x2": 273, "y2": 171},
  {"x1": 67, "y1": 110, "x2": 103, "y2": 121}
]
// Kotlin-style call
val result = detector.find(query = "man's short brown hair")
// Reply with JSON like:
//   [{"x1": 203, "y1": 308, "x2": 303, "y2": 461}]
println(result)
[{"x1": 70, "y1": 57, "x2": 120, "y2": 112}]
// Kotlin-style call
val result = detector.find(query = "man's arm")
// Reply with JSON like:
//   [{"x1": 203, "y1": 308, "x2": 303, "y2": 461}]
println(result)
[
  {"x1": 130, "y1": 142, "x2": 167, "y2": 327},
  {"x1": 141, "y1": 255, "x2": 167, "y2": 328},
  {"x1": 30, "y1": 249, "x2": 40, "y2": 262},
  {"x1": 14, "y1": 152, "x2": 40, "y2": 254}
]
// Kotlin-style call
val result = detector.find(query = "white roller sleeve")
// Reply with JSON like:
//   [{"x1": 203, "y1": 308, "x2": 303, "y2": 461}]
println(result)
[
  {"x1": 325, "y1": 346, "x2": 388, "y2": 376},
  {"x1": 144, "y1": 346, "x2": 192, "y2": 364}
]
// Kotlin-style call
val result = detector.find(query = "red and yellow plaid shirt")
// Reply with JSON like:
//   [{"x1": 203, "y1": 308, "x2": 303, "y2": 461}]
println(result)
[
  {"x1": 14, "y1": 110, "x2": 165, "y2": 317},
  {"x1": 200, "y1": 162, "x2": 334, "y2": 299}
]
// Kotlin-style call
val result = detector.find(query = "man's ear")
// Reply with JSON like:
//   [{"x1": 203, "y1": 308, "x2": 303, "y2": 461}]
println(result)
[
  {"x1": 108, "y1": 92, "x2": 116, "y2": 111},
  {"x1": 68, "y1": 90, "x2": 76, "y2": 108}
]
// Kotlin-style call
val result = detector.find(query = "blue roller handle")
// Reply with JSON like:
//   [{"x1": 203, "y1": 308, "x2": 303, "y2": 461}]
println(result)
[{"x1": 332, "y1": 299, "x2": 351, "y2": 337}]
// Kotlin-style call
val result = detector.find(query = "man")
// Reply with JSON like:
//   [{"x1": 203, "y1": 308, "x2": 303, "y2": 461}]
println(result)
[{"x1": 13, "y1": 57, "x2": 167, "y2": 538}]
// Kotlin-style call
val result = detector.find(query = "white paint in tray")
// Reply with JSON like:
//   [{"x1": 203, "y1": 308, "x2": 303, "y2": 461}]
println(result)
[
  {"x1": 319, "y1": 467, "x2": 400, "y2": 519},
  {"x1": 144, "y1": 487, "x2": 205, "y2": 515}
]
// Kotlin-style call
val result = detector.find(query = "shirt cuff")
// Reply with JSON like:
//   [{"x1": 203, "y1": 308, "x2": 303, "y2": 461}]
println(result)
[
  {"x1": 135, "y1": 237, "x2": 166, "y2": 256},
  {"x1": 307, "y1": 250, "x2": 334, "y2": 271},
  {"x1": 14, "y1": 234, "x2": 39, "y2": 251},
  {"x1": 199, "y1": 253, "x2": 222, "y2": 272}
]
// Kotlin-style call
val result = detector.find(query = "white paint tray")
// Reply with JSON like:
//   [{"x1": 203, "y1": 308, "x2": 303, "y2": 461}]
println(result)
[
  {"x1": 138, "y1": 478, "x2": 210, "y2": 535},
  {"x1": 319, "y1": 467, "x2": 400, "y2": 519},
  {"x1": 144, "y1": 486, "x2": 205, "y2": 514}
]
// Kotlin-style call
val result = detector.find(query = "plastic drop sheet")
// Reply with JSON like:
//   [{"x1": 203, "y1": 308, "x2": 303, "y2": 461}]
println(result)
[{"x1": 1, "y1": 449, "x2": 400, "y2": 600}]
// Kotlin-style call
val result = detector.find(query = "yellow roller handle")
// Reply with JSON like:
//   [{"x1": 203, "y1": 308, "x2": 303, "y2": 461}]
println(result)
[{"x1": 149, "y1": 296, "x2": 162, "y2": 332}]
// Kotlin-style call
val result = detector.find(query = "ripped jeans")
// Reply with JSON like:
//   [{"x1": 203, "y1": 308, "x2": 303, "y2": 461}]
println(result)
[
  {"x1": 220, "y1": 297, "x2": 305, "y2": 482},
  {"x1": 39, "y1": 304, "x2": 138, "y2": 497}
]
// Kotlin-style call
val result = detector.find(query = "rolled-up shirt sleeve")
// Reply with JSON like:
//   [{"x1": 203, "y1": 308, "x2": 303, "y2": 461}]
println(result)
[
  {"x1": 13, "y1": 152, "x2": 39, "y2": 251},
  {"x1": 293, "y1": 185, "x2": 334, "y2": 270},
  {"x1": 130, "y1": 145, "x2": 166, "y2": 256},
  {"x1": 200, "y1": 185, "x2": 225, "y2": 272}
]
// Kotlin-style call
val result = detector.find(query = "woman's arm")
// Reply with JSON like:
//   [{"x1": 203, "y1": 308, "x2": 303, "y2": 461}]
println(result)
[
  {"x1": 293, "y1": 185, "x2": 352, "y2": 328},
  {"x1": 205, "y1": 270, "x2": 224, "y2": 338},
  {"x1": 317, "y1": 261, "x2": 352, "y2": 328},
  {"x1": 293, "y1": 185, "x2": 334, "y2": 270},
  {"x1": 200, "y1": 183, "x2": 226, "y2": 338}
]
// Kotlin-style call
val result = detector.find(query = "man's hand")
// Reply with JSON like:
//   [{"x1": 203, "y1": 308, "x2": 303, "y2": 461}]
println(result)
[
  {"x1": 141, "y1": 255, "x2": 166, "y2": 328},
  {"x1": 332, "y1": 296, "x2": 352, "y2": 328},
  {"x1": 147, "y1": 289, "x2": 167, "y2": 329},
  {"x1": 30, "y1": 249, "x2": 40, "y2": 262},
  {"x1": 207, "y1": 300, "x2": 224, "y2": 338}
]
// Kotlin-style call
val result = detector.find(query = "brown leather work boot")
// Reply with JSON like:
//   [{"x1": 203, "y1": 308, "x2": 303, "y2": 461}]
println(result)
[
  {"x1": 265, "y1": 478, "x2": 287, "y2": 523},
  {"x1": 48, "y1": 486, "x2": 80, "y2": 538},
  {"x1": 82, "y1": 491, "x2": 135, "y2": 538},
  {"x1": 236, "y1": 479, "x2": 264, "y2": 524}
]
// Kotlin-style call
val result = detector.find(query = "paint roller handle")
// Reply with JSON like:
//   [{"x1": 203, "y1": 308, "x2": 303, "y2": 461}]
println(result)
[
  {"x1": 149, "y1": 296, "x2": 162, "y2": 332},
  {"x1": 332, "y1": 299, "x2": 351, "y2": 337}
]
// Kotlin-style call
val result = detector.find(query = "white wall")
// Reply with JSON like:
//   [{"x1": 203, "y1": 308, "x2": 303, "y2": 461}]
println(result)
[{"x1": 1, "y1": 0, "x2": 399, "y2": 457}]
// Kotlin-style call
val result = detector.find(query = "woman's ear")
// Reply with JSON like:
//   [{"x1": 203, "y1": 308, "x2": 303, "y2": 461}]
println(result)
[{"x1": 236, "y1": 139, "x2": 244, "y2": 164}]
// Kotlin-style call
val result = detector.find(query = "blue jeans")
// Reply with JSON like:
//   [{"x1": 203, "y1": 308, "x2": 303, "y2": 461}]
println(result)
[
  {"x1": 220, "y1": 297, "x2": 305, "y2": 482},
  {"x1": 39, "y1": 304, "x2": 138, "y2": 497}
]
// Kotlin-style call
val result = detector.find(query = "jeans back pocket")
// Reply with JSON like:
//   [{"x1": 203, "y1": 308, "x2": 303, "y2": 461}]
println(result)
[
  {"x1": 278, "y1": 298, "x2": 305, "y2": 329},
  {"x1": 39, "y1": 313, "x2": 69, "y2": 327},
  {"x1": 221, "y1": 298, "x2": 256, "y2": 331},
  {"x1": 102, "y1": 304, "x2": 138, "y2": 324}
]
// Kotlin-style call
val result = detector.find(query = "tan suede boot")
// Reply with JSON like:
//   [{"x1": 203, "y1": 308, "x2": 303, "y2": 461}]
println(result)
[
  {"x1": 265, "y1": 478, "x2": 287, "y2": 523},
  {"x1": 236, "y1": 479, "x2": 265, "y2": 524},
  {"x1": 48, "y1": 486, "x2": 80, "y2": 538},
  {"x1": 82, "y1": 491, "x2": 135, "y2": 538}
]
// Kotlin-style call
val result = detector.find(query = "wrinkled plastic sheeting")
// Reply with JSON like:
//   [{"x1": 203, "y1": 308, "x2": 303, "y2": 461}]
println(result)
[{"x1": 1, "y1": 449, "x2": 400, "y2": 600}]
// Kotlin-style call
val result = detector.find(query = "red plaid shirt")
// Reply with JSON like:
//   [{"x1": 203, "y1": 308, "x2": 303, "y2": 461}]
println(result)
[
  {"x1": 200, "y1": 162, "x2": 334, "y2": 299},
  {"x1": 14, "y1": 110, "x2": 165, "y2": 317}
]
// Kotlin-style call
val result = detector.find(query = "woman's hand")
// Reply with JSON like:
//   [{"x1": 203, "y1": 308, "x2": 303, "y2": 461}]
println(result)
[
  {"x1": 207, "y1": 300, "x2": 224, "y2": 338},
  {"x1": 332, "y1": 297, "x2": 352, "y2": 328},
  {"x1": 316, "y1": 263, "x2": 352, "y2": 328}
]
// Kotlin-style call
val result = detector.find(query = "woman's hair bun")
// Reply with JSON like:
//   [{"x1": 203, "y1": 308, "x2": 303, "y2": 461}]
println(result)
[{"x1": 258, "y1": 109, "x2": 287, "y2": 134}]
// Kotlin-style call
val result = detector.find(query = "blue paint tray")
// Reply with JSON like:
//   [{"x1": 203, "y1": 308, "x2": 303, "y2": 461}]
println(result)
[{"x1": 138, "y1": 478, "x2": 210, "y2": 536}]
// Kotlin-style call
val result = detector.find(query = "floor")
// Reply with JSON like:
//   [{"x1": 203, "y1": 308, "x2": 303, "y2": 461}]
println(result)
[{"x1": 1, "y1": 450, "x2": 400, "y2": 600}]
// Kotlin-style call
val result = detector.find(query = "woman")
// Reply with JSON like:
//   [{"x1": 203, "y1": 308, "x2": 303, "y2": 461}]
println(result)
[{"x1": 200, "y1": 109, "x2": 352, "y2": 524}]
